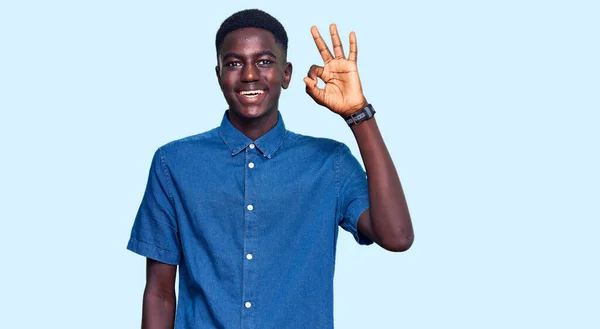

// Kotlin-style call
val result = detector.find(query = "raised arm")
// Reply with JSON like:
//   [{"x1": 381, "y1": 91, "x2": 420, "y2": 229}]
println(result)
[
  {"x1": 351, "y1": 117, "x2": 414, "y2": 252},
  {"x1": 142, "y1": 258, "x2": 177, "y2": 329},
  {"x1": 304, "y1": 24, "x2": 414, "y2": 252}
]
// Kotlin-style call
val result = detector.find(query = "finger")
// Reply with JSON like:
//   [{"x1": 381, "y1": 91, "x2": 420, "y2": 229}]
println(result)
[
  {"x1": 303, "y1": 76, "x2": 325, "y2": 105},
  {"x1": 307, "y1": 64, "x2": 324, "y2": 81},
  {"x1": 329, "y1": 24, "x2": 345, "y2": 59},
  {"x1": 305, "y1": 64, "x2": 325, "y2": 103},
  {"x1": 348, "y1": 31, "x2": 358, "y2": 62},
  {"x1": 310, "y1": 26, "x2": 333, "y2": 63}
]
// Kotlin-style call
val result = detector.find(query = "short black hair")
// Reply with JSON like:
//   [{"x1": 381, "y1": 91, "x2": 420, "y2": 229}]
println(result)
[{"x1": 215, "y1": 9, "x2": 288, "y2": 56}]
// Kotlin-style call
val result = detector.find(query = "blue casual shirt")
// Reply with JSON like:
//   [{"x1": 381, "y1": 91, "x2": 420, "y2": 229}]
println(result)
[{"x1": 127, "y1": 110, "x2": 372, "y2": 329}]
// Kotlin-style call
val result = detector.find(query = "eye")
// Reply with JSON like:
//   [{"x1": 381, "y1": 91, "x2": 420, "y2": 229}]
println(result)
[
  {"x1": 257, "y1": 59, "x2": 274, "y2": 66},
  {"x1": 226, "y1": 61, "x2": 241, "y2": 67}
]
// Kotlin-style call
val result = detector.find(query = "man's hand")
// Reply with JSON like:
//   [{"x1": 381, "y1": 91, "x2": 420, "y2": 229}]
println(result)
[{"x1": 304, "y1": 24, "x2": 369, "y2": 117}]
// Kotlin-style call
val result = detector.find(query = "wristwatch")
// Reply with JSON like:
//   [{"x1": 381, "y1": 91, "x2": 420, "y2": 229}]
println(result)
[{"x1": 344, "y1": 103, "x2": 376, "y2": 126}]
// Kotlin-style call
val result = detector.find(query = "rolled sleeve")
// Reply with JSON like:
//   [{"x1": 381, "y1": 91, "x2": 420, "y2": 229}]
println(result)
[
  {"x1": 127, "y1": 148, "x2": 182, "y2": 265},
  {"x1": 337, "y1": 143, "x2": 373, "y2": 246}
]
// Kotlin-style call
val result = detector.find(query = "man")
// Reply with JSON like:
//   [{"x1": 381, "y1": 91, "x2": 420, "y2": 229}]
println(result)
[{"x1": 127, "y1": 8, "x2": 414, "y2": 329}]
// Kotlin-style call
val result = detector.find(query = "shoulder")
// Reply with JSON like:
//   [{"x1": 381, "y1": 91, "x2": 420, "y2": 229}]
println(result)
[
  {"x1": 157, "y1": 127, "x2": 221, "y2": 155},
  {"x1": 285, "y1": 130, "x2": 348, "y2": 155},
  {"x1": 285, "y1": 131, "x2": 362, "y2": 169}
]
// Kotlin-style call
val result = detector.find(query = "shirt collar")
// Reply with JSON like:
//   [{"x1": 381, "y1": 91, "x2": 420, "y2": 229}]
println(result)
[{"x1": 218, "y1": 110, "x2": 288, "y2": 159}]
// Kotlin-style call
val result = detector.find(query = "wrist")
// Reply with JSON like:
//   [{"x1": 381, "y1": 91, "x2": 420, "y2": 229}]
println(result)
[
  {"x1": 343, "y1": 103, "x2": 376, "y2": 127},
  {"x1": 339, "y1": 99, "x2": 369, "y2": 117}
]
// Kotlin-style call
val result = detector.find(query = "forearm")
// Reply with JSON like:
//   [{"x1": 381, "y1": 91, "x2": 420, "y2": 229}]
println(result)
[
  {"x1": 351, "y1": 116, "x2": 414, "y2": 250},
  {"x1": 142, "y1": 288, "x2": 176, "y2": 329}
]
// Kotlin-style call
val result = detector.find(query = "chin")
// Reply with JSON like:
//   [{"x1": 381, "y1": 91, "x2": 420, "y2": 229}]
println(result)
[
  {"x1": 231, "y1": 105, "x2": 272, "y2": 120},
  {"x1": 243, "y1": 107, "x2": 266, "y2": 118}
]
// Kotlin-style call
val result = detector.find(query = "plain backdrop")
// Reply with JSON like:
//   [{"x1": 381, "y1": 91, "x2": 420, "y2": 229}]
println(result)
[{"x1": 1, "y1": 1, "x2": 598, "y2": 328}]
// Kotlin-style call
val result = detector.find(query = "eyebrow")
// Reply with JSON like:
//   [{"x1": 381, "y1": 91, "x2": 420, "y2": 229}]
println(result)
[{"x1": 223, "y1": 50, "x2": 277, "y2": 60}]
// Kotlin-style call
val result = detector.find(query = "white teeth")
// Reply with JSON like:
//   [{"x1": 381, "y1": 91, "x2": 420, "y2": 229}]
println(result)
[{"x1": 239, "y1": 90, "x2": 265, "y2": 96}]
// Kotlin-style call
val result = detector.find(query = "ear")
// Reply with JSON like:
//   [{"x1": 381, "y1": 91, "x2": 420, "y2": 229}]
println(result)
[
  {"x1": 281, "y1": 62, "x2": 293, "y2": 89},
  {"x1": 215, "y1": 65, "x2": 223, "y2": 91}
]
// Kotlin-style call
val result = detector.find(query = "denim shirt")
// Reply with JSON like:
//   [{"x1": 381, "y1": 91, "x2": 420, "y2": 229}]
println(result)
[{"x1": 127, "y1": 110, "x2": 372, "y2": 329}]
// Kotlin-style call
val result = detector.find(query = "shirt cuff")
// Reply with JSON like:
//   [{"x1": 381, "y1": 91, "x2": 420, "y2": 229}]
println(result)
[
  {"x1": 127, "y1": 238, "x2": 181, "y2": 265},
  {"x1": 346, "y1": 198, "x2": 373, "y2": 246}
]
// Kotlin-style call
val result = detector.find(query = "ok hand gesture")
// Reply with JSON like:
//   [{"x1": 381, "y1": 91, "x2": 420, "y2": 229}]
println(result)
[{"x1": 304, "y1": 24, "x2": 368, "y2": 117}]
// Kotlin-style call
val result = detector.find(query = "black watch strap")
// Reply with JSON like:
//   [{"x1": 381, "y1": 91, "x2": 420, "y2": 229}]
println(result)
[{"x1": 344, "y1": 104, "x2": 376, "y2": 126}]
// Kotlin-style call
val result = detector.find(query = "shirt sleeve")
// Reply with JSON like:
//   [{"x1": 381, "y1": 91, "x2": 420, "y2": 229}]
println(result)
[
  {"x1": 337, "y1": 143, "x2": 373, "y2": 246},
  {"x1": 127, "y1": 148, "x2": 182, "y2": 265}
]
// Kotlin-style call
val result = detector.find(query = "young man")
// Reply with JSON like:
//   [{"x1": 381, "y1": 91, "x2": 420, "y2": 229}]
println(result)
[{"x1": 127, "y1": 8, "x2": 414, "y2": 329}]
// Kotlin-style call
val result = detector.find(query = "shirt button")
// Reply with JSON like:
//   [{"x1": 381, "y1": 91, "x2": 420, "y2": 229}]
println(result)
[
  {"x1": 245, "y1": 301, "x2": 252, "y2": 308},
  {"x1": 248, "y1": 162, "x2": 254, "y2": 169},
  {"x1": 249, "y1": 144, "x2": 255, "y2": 149},
  {"x1": 246, "y1": 253, "x2": 253, "y2": 260},
  {"x1": 247, "y1": 204, "x2": 253, "y2": 211}
]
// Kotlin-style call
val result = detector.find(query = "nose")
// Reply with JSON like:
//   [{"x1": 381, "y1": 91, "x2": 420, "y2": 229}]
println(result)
[{"x1": 241, "y1": 63, "x2": 259, "y2": 83}]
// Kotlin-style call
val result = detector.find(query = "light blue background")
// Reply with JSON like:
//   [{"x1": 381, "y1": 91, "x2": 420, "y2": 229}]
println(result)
[{"x1": 1, "y1": 1, "x2": 598, "y2": 328}]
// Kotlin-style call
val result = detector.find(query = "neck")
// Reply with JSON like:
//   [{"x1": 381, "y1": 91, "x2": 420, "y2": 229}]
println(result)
[{"x1": 227, "y1": 109, "x2": 279, "y2": 141}]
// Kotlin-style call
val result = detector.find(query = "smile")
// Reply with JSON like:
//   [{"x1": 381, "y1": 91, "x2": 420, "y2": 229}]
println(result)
[{"x1": 238, "y1": 90, "x2": 266, "y2": 98}]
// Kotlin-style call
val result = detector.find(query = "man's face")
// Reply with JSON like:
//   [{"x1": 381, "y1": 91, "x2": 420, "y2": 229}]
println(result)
[{"x1": 216, "y1": 28, "x2": 292, "y2": 120}]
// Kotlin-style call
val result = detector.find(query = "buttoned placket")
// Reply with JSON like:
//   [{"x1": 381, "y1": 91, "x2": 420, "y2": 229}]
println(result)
[{"x1": 241, "y1": 142, "x2": 259, "y2": 328}]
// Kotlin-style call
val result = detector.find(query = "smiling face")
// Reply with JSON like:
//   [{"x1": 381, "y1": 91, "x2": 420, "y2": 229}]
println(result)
[{"x1": 216, "y1": 28, "x2": 292, "y2": 121}]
